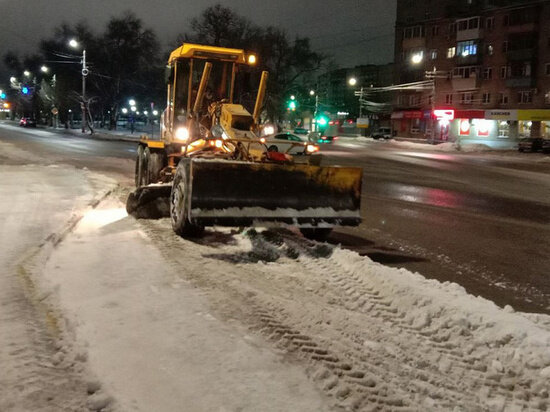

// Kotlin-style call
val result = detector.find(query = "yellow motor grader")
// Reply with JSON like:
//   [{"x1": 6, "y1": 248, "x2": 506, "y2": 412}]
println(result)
[{"x1": 126, "y1": 43, "x2": 362, "y2": 239}]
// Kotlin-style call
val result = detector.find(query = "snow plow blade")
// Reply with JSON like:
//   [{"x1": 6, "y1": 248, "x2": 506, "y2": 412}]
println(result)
[
  {"x1": 126, "y1": 184, "x2": 171, "y2": 219},
  {"x1": 187, "y1": 160, "x2": 362, "y2": 227}
]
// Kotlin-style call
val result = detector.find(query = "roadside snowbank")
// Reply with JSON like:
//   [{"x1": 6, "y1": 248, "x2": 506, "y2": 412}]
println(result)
[{"x1": 388, "y1": 140, "x2": 494, "y2": 152}]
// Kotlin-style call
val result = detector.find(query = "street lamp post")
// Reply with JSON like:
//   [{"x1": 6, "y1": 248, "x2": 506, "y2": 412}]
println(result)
[
  {"x1": 81, "y1": 49, "x2": 88, "y2": 133},
  {"x1": 69, "y1": 39, "x2": 88, "y2": 133}
]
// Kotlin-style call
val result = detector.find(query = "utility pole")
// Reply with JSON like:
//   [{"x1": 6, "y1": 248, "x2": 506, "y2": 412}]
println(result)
[{"x1": 81, "y1": 49, "x2": 88, "y2": 133}]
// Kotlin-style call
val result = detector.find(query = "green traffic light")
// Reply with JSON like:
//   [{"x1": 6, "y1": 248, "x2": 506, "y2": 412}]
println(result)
[
  {"x1": 288, "y1": 101, "x2": 296, "y2": 110},
  {"x1": 317, "y1": 116, "x2": 328, "y2": 126}
]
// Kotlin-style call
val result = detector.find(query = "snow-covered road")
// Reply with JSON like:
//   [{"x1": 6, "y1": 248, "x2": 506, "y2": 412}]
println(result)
[{"x1": 1, "y1": 140, "x2": 549, "y2": 411}]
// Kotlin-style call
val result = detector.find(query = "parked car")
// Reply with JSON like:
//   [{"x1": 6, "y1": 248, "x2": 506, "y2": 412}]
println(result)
[
  {"x1": 371, "y1": 127, "x2": 392, "y2": 139},
  {"x1": 518, "y1": 137, "x2": 548, "y2": 153},
  {"x1": 264, "y1": 132, "x2": 319, "y2": 155},
  {"x1": 19, "y1": 117, "x2": 36, "y2": 128}
]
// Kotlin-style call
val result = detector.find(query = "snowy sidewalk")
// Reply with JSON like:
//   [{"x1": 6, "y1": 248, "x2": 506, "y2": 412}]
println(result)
[{"x1": 39, "y1": 198, "x2": 331, "y2": 411}]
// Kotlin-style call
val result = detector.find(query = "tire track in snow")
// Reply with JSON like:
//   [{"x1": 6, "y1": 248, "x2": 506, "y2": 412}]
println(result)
[{"x1": 137, "y1": 219, "x2": 549, "y2": 411}]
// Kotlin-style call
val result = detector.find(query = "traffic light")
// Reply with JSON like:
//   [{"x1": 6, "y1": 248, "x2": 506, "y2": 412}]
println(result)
[
  {"x1": 316, "y1": 114, "x2": 329, "y2": 128},
  {"x1": 287, "y1": 100, "x2": 297, "y2": 111},
  {"x1": 21, "y1": 86, "x2": 30, "y2": 95}
]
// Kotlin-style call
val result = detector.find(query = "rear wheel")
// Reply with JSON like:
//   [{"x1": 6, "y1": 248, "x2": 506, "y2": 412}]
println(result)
[
  {"x1": 135, "y1": 145, "x2": 148, "y2": 187},
  {"x1": 300, "y1": 228, "x2": 332, "y2": 242},
  {"x1": 170, "y1": 163, "x2": 204, "y2": 237},
  {"x1": 147, "y1": 149, "x2": 165, "y2": 183}
]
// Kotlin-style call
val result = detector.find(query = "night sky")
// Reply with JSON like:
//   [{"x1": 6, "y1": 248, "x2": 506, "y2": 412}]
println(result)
[{"x1": 1, "y1": 0, "x2": 396, "y2": 78}]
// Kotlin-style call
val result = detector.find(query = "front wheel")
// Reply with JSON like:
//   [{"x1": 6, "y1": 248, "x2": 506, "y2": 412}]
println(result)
[
  {"x1": 268, "y1": 145, "x2": 278, "y2": 152},
  {"x1": 170, "y1": 163, "x2": 204, "y2": 238}
]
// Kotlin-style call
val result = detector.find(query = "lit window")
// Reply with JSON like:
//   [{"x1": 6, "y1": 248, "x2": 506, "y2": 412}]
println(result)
[
  {"x1": 486, "y1": 44, "x2": 494, "y2": 55},
  {"x1": 457, "y1": 40, "x2": 477, "y2": 57},
  {"x1": 430, "y1": 49, "x2": 438, "y2": 59},
  {"x1": 447, "y1": 47, "x2": 456, "y2": 58}
]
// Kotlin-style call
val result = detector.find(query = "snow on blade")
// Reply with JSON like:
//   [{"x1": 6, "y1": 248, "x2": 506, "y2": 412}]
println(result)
[{"x1": 191, "y1": 206, "x2": 360, "y2": 218}]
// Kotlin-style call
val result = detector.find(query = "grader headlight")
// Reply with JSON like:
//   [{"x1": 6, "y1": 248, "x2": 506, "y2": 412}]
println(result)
[{"x1": 174, "y1": 127, "x2": 190, "y2": 142}]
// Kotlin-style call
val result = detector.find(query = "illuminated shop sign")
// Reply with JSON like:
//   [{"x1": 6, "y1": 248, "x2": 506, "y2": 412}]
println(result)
[
  {"x1": 459, "y1": 119, "x2": 471, "y2": 135},
  {"x1": 433, "y1": 109, "x2": 454, "y2": 120}
]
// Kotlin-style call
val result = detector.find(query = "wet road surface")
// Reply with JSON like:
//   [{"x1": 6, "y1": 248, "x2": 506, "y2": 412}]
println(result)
[{"x1": 2, "y1": 123, "x2": 549, "y2": 313}]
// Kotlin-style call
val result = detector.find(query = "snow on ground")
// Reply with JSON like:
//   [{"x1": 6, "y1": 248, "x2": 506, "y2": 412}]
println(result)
[
  {"x1": 336, "y1": 136, "x2": 503, "y2": 153},
  {"x1": 0, "y1": 140, "x2": 118, "y2": 411},
  {"x1": 38, "y1": 199, "x2": 550, "y2": 411},
  {"x1": 37, "y1": 197, "x2": 331, "y2": 412},
  {"x1": 2, "y1": 139, "x2": 550, "y2": 411}
]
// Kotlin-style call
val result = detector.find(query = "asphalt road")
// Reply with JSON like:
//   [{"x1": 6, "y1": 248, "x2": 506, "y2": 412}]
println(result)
[{"x1": 2, "y1": 122, "x2": 549, "y2": 314}]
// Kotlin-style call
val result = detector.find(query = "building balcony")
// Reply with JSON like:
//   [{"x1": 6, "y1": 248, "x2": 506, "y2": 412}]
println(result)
[
  {"x1": 455, "y1": 53, "x2": 482, "y2": 66},
  {"x1": 452, "y1": 77, "x2": 479, "y2": 91},
  {"x1": 402, "y1": 37, "x2": 425, "y2": 49},
  {"x1": 506, "y1": 48, "x2": 535, "y2": 61},
  {"x1": 505, "y1": 77, "x2": 535, "y2": 88},
  {"x1": 457, "y1": 28, "x2": 482, "y2": 41}
]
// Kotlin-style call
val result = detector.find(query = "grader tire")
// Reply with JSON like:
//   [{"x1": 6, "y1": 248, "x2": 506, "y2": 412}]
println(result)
[
  {"x1": 135, "y1": 145, "x2": 148, "y2": 187},
  {"x1": 146, "y1": 148, "x2": 164, "y2": 184},
  {"x1": 170, "y1": 162, "x2": 204, "y2": 238}
]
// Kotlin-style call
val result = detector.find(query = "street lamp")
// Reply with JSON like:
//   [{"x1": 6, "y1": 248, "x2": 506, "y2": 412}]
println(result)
[
  {"x1": 129, "y1": 99, "x2": 136, "y2": 106},
  {"x1": 23, "y1": 70, "x2": 31, "y2": 77},
  {"x1": 40, "y1": 65, "x2": 49, "y2": 73},
  {"x1": 69, "y1": 39, "x2": 88, "y2": 133},
  {"x1": 348, "y1": 77, "x2": 357, "y2": 86},
  {"x1": 411, "y1": 53, "x2": 423, "y2": 64}
]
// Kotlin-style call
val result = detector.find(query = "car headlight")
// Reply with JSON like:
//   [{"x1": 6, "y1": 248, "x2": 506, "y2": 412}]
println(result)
[
  {"x1": 175, "y1": 127, "x2": 189, "y2": 142},
  {"x1": 306, "y1": 144, "x2": 319, "y2": 153},
  {"x1": 263, "y1": 125, "x2": 274, "y2": 135}
]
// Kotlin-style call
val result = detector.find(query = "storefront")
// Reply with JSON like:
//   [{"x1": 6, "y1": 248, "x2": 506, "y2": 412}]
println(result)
[
  {"x1": 432, "y1": 109, "x2": 550, "y2": 145},
  {"x1": 391, "y1": 110, "x2": 427, "y2": 138}
]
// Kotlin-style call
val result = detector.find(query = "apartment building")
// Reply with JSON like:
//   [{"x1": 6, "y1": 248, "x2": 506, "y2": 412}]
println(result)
[{"x1": 393, "y1": 0, "x2": 550, "y2": 144}]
